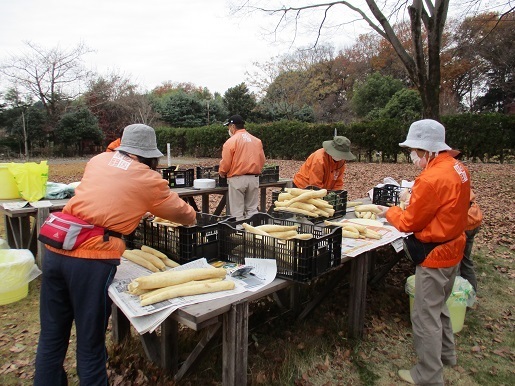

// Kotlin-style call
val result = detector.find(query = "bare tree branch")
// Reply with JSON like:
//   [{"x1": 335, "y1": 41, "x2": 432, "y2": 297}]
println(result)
[{"x1": 0, "y1": 41, "x2": 93, "y2": 123}]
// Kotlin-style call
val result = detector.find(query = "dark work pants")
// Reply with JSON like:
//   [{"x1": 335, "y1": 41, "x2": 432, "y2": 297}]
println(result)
[
  {"x1": 34, "y1": 249, "x2": 117, "y2": 386},
  {"x1": 458, "y1": 227, "x2": 479, "y2": 292}
]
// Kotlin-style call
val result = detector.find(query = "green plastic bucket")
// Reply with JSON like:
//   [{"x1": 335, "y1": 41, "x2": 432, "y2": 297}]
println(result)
[{"x1": 406, "y1": 275, "x2": 467, "y2": 333}]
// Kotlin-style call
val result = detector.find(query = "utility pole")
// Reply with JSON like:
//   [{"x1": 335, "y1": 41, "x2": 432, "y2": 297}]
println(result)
[
  {"x1": 22, "y1": 111, "x2": 29, "y2": 160},
  {"x1": 207, "y1": 100, "x2": 210, "y2": 125}
]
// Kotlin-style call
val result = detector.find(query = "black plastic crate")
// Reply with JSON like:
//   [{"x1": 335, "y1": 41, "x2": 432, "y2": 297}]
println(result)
[
  {"x1": 269, "y1": 188, "x2": 347, "y2": 221},
  {"x1": 259, "y1": 165, "x2": 280, "y2": 183},
  {"x1": 372, "y1": 184, "x2": 400, "y2": 206},
  {"x1": 218, "y1": 213, "x2": 342, "y2": 283},
  {"x1": 196, "y1": 165, "x2": 227, "y2": 187},
  {"x1": 158, "y1": 167, "x2": 194, "y2": 188},
  {"x1": 125, "y1": 212, "x2": 231, "y2": 264}
]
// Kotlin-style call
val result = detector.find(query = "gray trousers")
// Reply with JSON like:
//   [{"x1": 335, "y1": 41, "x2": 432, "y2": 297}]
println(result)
[
  {"x1": 411, "y1": 265, "x2": 458, "y2": 385},
  {"x1": 458, "y1": 227, "x2": 479, "y2": 292},
  {"x1": 227, "y1": 175, "x2": 260, "y2": 220}
]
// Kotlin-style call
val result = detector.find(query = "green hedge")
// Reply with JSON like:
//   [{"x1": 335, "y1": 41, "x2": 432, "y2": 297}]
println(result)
[{"x1": 155, "y1": 113, "x2": 515, "y2": 163}]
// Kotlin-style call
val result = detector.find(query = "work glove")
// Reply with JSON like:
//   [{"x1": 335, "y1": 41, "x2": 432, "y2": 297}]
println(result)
[{"x1": 375, "y1": 205, "x2": 389, "y2": 218}]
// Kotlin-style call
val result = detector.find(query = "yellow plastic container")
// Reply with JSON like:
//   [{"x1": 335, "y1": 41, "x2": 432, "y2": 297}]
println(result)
[
  {"x1": 409, "y1": 292, "x2": 467, "y2": 333},
  {"x1": 0, "y1": 249, "x2": 35, "y2": 305},
  {"x1": 406, "y1": 275, "x2": 467, "y2": 333},
  {"x1": 0, "y1": 163, "x2": 21, "y2": 199}
]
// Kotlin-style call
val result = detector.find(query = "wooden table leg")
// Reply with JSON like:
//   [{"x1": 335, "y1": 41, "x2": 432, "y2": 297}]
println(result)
[
  {"x1": 201, "y1": 193, "x2": 210, "y2": 214},
  {"x1": 111, "y1": 304, "x2": 131, "y2": 344},
  {"x1": 259, "y1": 187, "x2": 266, "y2": 212},
  {"x1": 160, "y1": 317, "x2": 178, "y2": 373},
  {"x1": 223, "y1": 300, "x2": 248, "y2": 386},
  {"x1": 348, "y1": 251, "x2": 370, "y2": 339},
  {"x1": 214, "y1": 195, "x2": 227, "y2": 216},
  {"x1": 35, "y1": 208, "x2": 50, "y2": 266},
  {"x1": 5, "y1": 215, "x2": 31, "y2": 249},
  {"x1": 174, "y1": 322, "x2": 221, "y2": 382}
]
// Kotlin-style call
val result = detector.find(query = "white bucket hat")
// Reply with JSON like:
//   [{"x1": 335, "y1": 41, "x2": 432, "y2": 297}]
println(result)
[
  {"x1": 399, "y1": 119, "x2": 451, "y2": 153},
  {"x1": 115, "y1": 124, "x2": 163, "y2": 158}
]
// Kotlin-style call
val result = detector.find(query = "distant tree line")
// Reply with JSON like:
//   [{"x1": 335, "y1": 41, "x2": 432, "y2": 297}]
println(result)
[
  {"x1": 0, "y1": 11, "x2": 513, "y2": 159},
  {"x1": 154, "y1": 113, "x2": 515, "y2": 164}
]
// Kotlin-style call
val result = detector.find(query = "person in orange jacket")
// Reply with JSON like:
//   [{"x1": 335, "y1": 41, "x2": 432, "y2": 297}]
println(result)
[
  {"x1": 378, "y1": 119, "x2": 471, "y2": 385},
  {"x1": 293, "y1": 136, "x2": 356, "y2": 190},
  {"x1": 219, "y1": 115, "x2": 265, "y2": 220},
  {"x1": 460, "y1": 190, "x2": 482, "y2": 292},
  {"x1": 105, "y1": 127, "x2": 125, "y2": 152},
  {"x1": 448, "y1": 150, "x2": 483, "y2": 293},
  {"x1": 34, "y1": 124, "x2": 196, "y2": 386}
]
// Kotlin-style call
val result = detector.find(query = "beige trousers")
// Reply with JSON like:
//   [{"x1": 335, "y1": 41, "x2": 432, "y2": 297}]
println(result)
[
  {"x1": 227, "y1": 175, "x2": 260, "y2": 220},
  {"x1": 410, "y1": 265, "x2": 457, "y2": 385}
]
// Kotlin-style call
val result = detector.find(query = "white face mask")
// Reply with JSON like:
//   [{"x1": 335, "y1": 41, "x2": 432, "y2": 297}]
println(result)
[
  {"x1": 227, "y1": 129, "x2": 232, "y2": 137},
  {"x1": 332, "y1": 156, "x2": 344, "y2": 162},
  {"x1": 410, "y1": 150, "x2": 427, "y2": 169}
]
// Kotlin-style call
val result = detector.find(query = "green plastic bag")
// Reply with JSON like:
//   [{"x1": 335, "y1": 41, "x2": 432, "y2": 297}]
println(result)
[{"x1": 7, "y1": 161, "x2": 49, "y2": 202}]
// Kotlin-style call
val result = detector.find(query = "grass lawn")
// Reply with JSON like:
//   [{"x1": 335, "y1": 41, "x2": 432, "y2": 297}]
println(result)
[{"x1": 0, "y1": 158, "x2": 513, "y2": 385}]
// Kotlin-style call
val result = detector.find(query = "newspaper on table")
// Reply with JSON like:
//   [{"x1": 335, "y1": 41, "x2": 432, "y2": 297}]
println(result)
[
  {"x1": 108, "y1": 257, "x2": 277, "y2": 334},
  {"x1": 218, "y1": 258, "x2": 277, "y2": 292},
  {"x1": 1, "y1": 200, "x2": 53, "y2": 210},
  {"x1": 339, "y1": 219, "x2": 409, "y2": 258}
]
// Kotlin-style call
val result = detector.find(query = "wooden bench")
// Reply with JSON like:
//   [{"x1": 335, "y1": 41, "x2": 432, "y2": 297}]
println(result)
[
  {"x1": 112, "y1": 278, "x2": 292, "y2": 385},
  {"x1": 110, "y1": 245, "x2": 374, "y2": 385}
]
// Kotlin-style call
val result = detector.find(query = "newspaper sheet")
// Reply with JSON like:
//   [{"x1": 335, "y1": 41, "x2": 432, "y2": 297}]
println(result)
[
  {"x1": 108, "y1": 257, "x2": 277, "y2": 334},
  {"x1": 223, "y1": 258, "x2": 277, "y2": 292},
  {"x1": 109, "y1": 258, "x2": 246, "y2": 334},
  {"x1": 339, "y1": 220, "x2": 409, "y2": 258},
  {"x1": 1, "y1": 200, "x2": 53, "y2": 210}
]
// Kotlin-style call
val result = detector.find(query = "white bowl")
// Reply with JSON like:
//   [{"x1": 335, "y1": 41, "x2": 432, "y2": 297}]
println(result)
[{"x1": 193, "y1": 179, "x2": 216, "y2": 189}]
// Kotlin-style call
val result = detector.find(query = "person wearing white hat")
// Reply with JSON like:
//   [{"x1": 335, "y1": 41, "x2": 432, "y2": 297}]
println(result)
[
  {"x1": 293, "y1": 136, "x2": 356, "y2": 190},
  {"x1": 34, "y1": 124, "x2": 196, "y2": 386},
  {"x1": 377, "y1": 119, "x2": 471, "y2": 385}
]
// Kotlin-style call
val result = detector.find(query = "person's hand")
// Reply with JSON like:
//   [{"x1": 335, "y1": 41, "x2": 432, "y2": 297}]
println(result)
[
  {"x1": 400, "y1": 188, "x2": 411, "y2": 203},
  {"x1": 375, "y1": 205, "x2": 389, "y2": 218}
]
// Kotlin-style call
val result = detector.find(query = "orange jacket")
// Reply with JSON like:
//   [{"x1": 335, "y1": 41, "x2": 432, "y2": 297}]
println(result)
[
  {"x1": 46, "y1": 152, "x2": 196, "y2": 259},
  {"x1": 293, "y1": 148, "x2": 346, "y2": 190},
  {"x1": 106, "y1": 138, "x2": 121, "y2": 152},
  {"x1": 386, "y1": 152, "x2": 471, "y2": 268},
  {"x1": 219, "y1": 129, "x2": 265, "y2": 178},
  {"x1": 466, "y1": 190, "x2": 483, "y2": 230}
]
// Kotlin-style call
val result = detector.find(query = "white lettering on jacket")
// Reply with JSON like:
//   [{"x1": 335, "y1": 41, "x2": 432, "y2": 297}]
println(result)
[
  {"x1": 453, "y1": 162, "x2": 468, "y2": 183},
  {"x1": 109, "y1": 152, "x2": 133, "y2": 170},
  {"x1": 241, "y1": 133, "x2": 252, "y2": 142}
]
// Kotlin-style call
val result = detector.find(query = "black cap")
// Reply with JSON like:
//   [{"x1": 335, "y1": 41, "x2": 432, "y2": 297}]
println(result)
[{"x1": 223, "y1": 114, "x2": 245, "y2": 126}]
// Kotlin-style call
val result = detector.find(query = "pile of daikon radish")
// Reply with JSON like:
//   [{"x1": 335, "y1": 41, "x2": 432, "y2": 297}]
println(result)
[
  {"x1": 241, "y1": 223, "x2": 313, "y2": 240},
  {"x1": 127, "y1": 267, "x2": 234, "y2": 306},
  {"x1": 324, "y1": 220, "x2": 382, "y2": 239},
  {"x1": 122, "y1": 245, "x2": 179, "y2": 272},
  {"x1": 273, "y1": 188, "x2": 335, "y2": 218}
]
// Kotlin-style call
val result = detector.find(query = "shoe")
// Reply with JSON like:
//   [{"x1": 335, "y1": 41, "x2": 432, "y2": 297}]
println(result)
[
  {"x1": 442, "y1": 357, "x2": 456, "y2": 366},
  {"x1": 398, "y1": 369, "x2": 416, "y2": 384}
]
